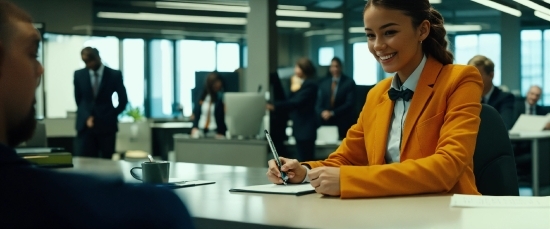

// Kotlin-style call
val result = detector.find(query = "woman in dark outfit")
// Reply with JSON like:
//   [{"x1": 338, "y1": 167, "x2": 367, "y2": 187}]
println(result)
[{"x1": 267, "y1": 58, "x2": 318, "y2": 161}]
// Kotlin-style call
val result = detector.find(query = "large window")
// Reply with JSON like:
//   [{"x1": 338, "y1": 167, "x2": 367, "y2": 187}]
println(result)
[
  {"x1": 353, "y1": 42, "x2": 378, "y2": 85},
  {"x1": 521, "y1": 30, "x2": 544, "y2": 103},
  {"x1": 544, "y1": 30, "x2": 550, "y2": 105},
  {"x1": 149, "y1": 39, "x2": 174, "y2": 118},
  {"x1": 122, "y1": 39, "x2": 145, "y2": 117},
  {"x1": 318, "y1": 47, "x2": 335, "y2": 66},
  {"x1": 43, "y1": 34, "x2": 119, "y2": 118},
  {"x1": 177, "y1": 40, "x2": 240, "y2": 117},
  {"x1": 455, "y1": 34, "x2": 501, "y2": 86},
  {"x1": 177, "y1": 40, "x2": 217, "y2": 117},
  {"x1": 216, "y1": 43, "x2": 240, "y2": 72}
]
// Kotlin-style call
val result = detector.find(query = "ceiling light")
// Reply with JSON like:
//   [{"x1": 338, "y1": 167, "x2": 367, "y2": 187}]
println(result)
[
  {"x1": 155, "y1": 2, "x2": 250, "y2": 13},
  {"x1": 430, "y1": 0, "x2": 442, "y2": 3},
  {"x1": 276, "y1": 9, "x2": 342, "y2": 19},
  {"x1": 513, "y1": 0, "x2": 550, "y2": 16},
  {"x1": 444, "y1": 24, "x2": 482, "y2": 32},
  {"x1": 534, "y1": 11, "x2": 550, "y2": 22},
  {"x1": 349, "y1": 27, "x2": 365, "y2": 33},
  {"x1": 97, "y1": 12, "x2": 247, "y2": 25},
  {"x1": 278, "y1": 5, "x2": 307, "y2": 11},
  {"x1": 471, "y1": 0, "x2": 522, "y2": 17},
  {"x1": 276, "y1": 20, "x2": 311, "y2": 28},
  {"x1": 304, "y1": 29, "x2": 341, "y2": 37}
]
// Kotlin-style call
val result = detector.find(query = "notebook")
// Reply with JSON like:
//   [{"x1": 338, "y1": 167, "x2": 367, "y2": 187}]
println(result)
[{"x1": 229, "y1": 183, "x2": 316, "y2": 196}]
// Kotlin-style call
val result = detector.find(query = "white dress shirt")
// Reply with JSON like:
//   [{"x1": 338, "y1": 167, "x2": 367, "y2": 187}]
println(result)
[
  {"x1": 385, "y1": 55, "x2": 427, "y2": 163},
  {"x1": 198, "y1": 95, "x2": 217, "y2": 131},
  {"x1": 88, "y1": 64, "x2": 104, "y2": 96}
]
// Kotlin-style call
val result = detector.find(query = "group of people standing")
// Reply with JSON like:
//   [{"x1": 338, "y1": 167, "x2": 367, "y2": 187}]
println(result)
[{"x1": 266, "y1": 57, "x2": 357, "y2": 162}]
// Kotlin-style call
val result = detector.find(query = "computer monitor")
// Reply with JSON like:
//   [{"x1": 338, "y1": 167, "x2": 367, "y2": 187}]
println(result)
[{"x1": 224, "y1": 92, "x2": 266, "y2": 138}]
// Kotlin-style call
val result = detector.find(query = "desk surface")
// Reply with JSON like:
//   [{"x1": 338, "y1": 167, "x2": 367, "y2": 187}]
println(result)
[
  {"x1": 509, "y1": 131, "x2": 550, "y2": 140},
  {"x1": 66, "y1": 158, "x2": 550, "y2": 229}
]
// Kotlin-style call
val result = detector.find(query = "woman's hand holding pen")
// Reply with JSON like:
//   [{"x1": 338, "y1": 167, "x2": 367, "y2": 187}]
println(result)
[
  {"x1": 266, "y1": 157, "x2": 307, "y2": 184},
  {"x1": 309, "y1": 167, "x2": 341, "y2": 196}
]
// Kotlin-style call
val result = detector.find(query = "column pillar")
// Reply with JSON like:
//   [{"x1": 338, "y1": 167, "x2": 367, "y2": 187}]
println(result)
[{"x1": 245, "y1": 0, "x2": 278, "y2": 92}]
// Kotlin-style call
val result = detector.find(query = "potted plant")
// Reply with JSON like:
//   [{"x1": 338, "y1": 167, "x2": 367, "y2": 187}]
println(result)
[{"x1": 125, "y1": 106, "x2": 144, "y2": 140}]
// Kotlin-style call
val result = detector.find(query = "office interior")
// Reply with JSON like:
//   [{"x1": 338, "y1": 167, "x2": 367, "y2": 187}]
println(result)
[{"x1": 14, "y1": 0, "x2": 550, "y2": 198}]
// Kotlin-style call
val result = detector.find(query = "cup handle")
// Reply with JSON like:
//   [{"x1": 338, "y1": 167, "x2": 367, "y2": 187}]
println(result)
[{"x1": 130, "y1": 167, "x2": 143, "y2": 181}]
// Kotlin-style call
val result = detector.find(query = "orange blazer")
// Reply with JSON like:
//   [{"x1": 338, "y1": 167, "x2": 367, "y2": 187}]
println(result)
[{"x1": 304, "y1": 56, "x2": 483, "y2": 198}]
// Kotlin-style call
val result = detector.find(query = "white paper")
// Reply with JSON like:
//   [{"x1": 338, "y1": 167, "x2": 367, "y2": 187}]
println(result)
[
  {"x1": 510, "y1": 114, "x2": 549, "y2": 133},
  {"x1": 450, "y1": 194, "x2": 550, "y2": 208},
  {"x1": 230, "y1": 183, "x2": 315, "y2": 194}
]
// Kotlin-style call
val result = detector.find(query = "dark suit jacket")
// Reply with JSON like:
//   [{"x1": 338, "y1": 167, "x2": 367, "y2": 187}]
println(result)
[
  {"x1": 513, "y1": 98, "x2": 549, "y2": 123},
  {"x1": 192, "y1": 93, "x2": 227, "y2": 135},
  {"x1": 0, "y1": 144, "x2": 194, "y2": 228},
  {"x1": 275, "y1": 78, "x2": 318, "y2": 141},
  {"x1": 315, "y1": 75, "x2": 356, "y2": 131},
  {"x1": 486, "y1": 86, "x2": 515, "y2": 130},
  {"x1": 74, "y1": 66, "x2": 128, "y2": 134}
]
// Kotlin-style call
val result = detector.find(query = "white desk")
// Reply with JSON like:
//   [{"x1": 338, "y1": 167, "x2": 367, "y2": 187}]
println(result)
[
  {"x1": 509, "y1": 131, "x2": 550, "y2": 196},
  {"x1": 67, "y1": 158, "x2": 550, "y2": 229}
]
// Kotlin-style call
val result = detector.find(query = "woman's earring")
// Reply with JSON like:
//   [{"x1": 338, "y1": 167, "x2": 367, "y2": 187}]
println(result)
[{"x1": 420, "y1": 40, "x2": 423, "y2": 44}]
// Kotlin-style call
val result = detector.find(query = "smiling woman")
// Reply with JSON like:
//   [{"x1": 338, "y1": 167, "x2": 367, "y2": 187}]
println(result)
[{"x1": 266, "y1": 0, "x2": 485, "y2": 199}]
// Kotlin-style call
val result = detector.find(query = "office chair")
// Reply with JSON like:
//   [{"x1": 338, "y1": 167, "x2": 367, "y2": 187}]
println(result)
[{"x1": 473, "y1": 104, "x2": 519, "y2": 196}]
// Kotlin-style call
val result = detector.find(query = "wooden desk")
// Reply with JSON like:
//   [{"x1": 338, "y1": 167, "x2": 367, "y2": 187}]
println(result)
[
  {"x1": 509, "y1": 131, "x2": 550, "y2": 196},
  {"x1": 66, "y1": 158, "x2": 550, "y2": 229}
]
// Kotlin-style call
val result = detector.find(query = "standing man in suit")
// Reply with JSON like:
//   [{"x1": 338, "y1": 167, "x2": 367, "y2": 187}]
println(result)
[
  {"x1": 74, "y1": 47, "x2": 128, "y2": 159},
  {"x1": 316, "y1": 57, "x2": 356, "y2": 139},
  {"x1": 468, "y1": 55, "x2": 515, "y2": 130}
]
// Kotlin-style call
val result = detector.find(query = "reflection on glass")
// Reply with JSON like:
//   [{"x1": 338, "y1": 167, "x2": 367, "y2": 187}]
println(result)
[
  {"x1": 520, "y1": 30, "x2": 543, "y2": 99},
  {"x1": 353, "y1": 42, "x2": 378, "y2": 85},
  {"x1": 318, "y1": 47, "x2": 335, "y2": 66},
  {"x1": 122, "y1": 39, "x2": 145, "y2": 116},
  {"x1": 455, "y1": 34, "x2": 501, "y2": 86}
]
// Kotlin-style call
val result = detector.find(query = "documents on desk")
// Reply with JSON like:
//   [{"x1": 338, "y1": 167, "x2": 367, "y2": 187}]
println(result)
[
  {"x1": 229, "y1": 183, "x2": 316, "y2": 196},
  {"x1": 510, "y1": 114, "x2": 550, "y2": 135},
  {"x1": 450, "y1": 194, "x2": 550, "y2": 208}
]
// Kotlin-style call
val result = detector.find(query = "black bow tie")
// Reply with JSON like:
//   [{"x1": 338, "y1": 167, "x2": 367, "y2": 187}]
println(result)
[{"x1": 388, "y1": 88, "x2": 414, "y2": 102}]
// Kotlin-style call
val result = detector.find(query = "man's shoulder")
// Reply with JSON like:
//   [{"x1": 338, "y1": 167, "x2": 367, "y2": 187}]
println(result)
[
  {"x1": 74, "y1": 68, "x2": 88, "y2": 76},
  {"x1": 103, "y1": 66, "x2": 122, "y2": 76}
]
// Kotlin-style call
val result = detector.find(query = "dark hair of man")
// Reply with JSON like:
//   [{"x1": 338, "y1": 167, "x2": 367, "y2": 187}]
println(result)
[
  {"x1": 364, "y1": 0, "x2": 453, "y2": 65},
  {"x1": 467, "y1": 55, "x2": 494, "y2": 75},
  {"x1": 331, "y1": 57, "x2": 343, "y2": 67},
  {"x1": 0, "y1": 0, "x2": 33, "y2": 47},
  {"x1": 81, "y1": 47, "x2": 100, "y2": 60},
  {"x1": 296, "y1": 58, "x2": 317, "y2": 79}
]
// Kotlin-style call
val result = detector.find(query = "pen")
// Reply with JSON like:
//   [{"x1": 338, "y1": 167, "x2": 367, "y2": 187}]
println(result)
[{"x1": 265, "y1": 129, "x2": 288, "y2": 185}]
